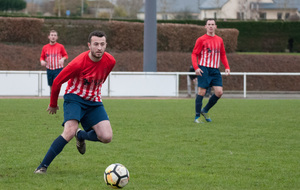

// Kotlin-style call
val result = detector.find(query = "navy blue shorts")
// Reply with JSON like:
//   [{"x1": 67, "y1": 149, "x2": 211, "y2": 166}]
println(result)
[
  {"x1": 62, "y1": 94, "x2": 109, "y2": 131},
  {"x1": 47, "y1": 68, "x2": 63, "y2": 86},
  {"x1": 197, "y1": 66, "x2": 223, "y2": 88}
]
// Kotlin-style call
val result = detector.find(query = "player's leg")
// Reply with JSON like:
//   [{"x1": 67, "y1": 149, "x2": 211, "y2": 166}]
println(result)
[
  {"x1": 205, "y1": 87, "x2": 212, "y2": 97},
  {"x1": 61, "y1": 120, "x2": 79, "y2": 141},
  {"x1": 195, "y1": 66, "x2": 209, "y2": 123},
  {"x1": 194, "y1": 71, "x2": 209, "y2": 123},
  {"x1": 75, "y1": 104, "x2": 112, "y2": 154},
  {"x1": 47, "y1": 69, "x2": 54, "y2": 95},
  {"x1": 195, "y1": 87, "x2": 206, "y2": 122},
  {"x1": 92, "y1": 120, "x2": 113, "y2": 143},
  {"x1": 76, "y1": 120, "x2": 112, "y2": 143},
  {"x1": 49, "y1": 68, "x2": 62, "y2": 95},
  {"x1": 34, "y1": 120, "x2": 78, "y2": 174},
  {"x1": 201, "y1": 86, "x2": 222, "y2": 122},
  {"x1": 201, "y1": 69, "x2": 223, "y2": 122},
  {"x1": 62, "y1": 95, "x2": 87, "y2": 155}
]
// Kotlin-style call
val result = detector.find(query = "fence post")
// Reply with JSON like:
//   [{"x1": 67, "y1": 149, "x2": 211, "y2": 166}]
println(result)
[
  {"x1": 38, "y1": 71, "x2": 42, "y2": 97},
  {"x1": 187, "y1": 75, "x2": 191, "y2": 97},
  {"x1": 243, "y1": 73, "x2": 247, "y2": 98}
]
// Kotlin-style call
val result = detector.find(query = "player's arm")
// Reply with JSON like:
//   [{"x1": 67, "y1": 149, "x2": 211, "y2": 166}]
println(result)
[
  {"x1": 106, "y1": 57, "x2": 116, "y2": 76},
  {"x1": 58, "y1": 56, "x2": 67, "y2": 67},
  {"x1": 220, "y1": 40, "x2": 230, "y2": 76},
  {"x1": 48, "y1": 62, "x2": 80, "y2": 113},
  {"x1": 40, "y1": 48, "x2": 47, "y2": 66},
  {"x1": 191, "y1": 38, "x2": 204, "y2": 76},
  {"x1": 102, "y1": 54, "x2": 116, "y2": 83},
  {"x1": 59, "y1": 46, "x2": 68, "y2": 67}
]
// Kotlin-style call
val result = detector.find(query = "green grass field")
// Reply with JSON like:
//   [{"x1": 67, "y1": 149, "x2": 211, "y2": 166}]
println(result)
[{"x1": 0, "y1": 98, "x2": 299, "y2": 190}]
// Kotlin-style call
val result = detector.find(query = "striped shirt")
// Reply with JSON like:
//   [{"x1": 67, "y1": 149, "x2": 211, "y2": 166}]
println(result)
[
  {"x1": 49, "y1": 51, "x2": 116, "y2": 107},
  {"x1": 192, "y1": 34, "x2": 229, "y2": 71},
  {"x1": 40, "y1": 43, "x2": 68, "y2": 70}
]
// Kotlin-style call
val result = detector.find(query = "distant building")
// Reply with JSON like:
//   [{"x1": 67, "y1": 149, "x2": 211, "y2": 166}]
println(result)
[
  {"x1": 137, "y1": 0, "x2": 300, "y2": 21},
  {"x1": 137, "y1": 0, "x2": 201, "y2": 20}
]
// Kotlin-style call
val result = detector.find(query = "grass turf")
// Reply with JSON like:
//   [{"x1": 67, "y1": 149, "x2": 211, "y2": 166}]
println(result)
[{"x1": 0, "y1": 98, "x2": 299, "y2": 190}]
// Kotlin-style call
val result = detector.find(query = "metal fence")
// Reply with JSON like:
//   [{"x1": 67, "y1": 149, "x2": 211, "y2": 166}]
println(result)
[{"x1": 1, "y1": 71, "x2": 300, "y2": 98}]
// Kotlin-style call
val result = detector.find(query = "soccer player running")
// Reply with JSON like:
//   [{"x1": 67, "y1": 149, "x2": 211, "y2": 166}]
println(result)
[
  {"x1": 34, "y1": 31, "x2": 116, "y2": 174},
  {"x1": 40, "y1": 30, "x2": 68, "y2": 94},
  {"x1": 191, "y1": 19, "x2": 230, "y2": 124}
]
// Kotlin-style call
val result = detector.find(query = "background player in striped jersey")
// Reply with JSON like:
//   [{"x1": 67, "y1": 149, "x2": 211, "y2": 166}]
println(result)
[
  {"x1": 40, "y1": 30, "x2": 68, "y2": 94},
  {"x1": 191, "y1": 19, "x2": 230, "y2": 124},
  {"x1": 34, "y1": 31, "x2": 116, "y2": 174}
]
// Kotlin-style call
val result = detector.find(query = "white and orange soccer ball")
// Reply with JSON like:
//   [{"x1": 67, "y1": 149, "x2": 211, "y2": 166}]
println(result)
[{"x1": 104, "y1": 163, "x2": 130, "y2": 189}]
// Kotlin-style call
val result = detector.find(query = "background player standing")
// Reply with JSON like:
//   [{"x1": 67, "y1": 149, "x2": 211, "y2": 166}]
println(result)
[
  {"x1": 40, "y1": 30, "x2": 68, "y2": 94},
  {"x1": 191, "y1": 19, "x2": 230, "y2": 124},
  {"x1": 34, "y1": 31, "x2": 116, "y2": 174}
]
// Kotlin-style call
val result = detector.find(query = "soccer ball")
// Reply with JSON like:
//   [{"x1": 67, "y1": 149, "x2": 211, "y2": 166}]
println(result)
[{"x1": 104, "y1": 163, "x2": 130, "y2": 189}]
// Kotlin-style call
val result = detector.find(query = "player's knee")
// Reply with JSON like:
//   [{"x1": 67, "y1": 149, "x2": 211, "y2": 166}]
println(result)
[
  {"x1": 215, "y1": 90, "x2": 223, "y2": 97},
  {"x1": 198, "y1": 89, "x2": 206, "y2": 96},
  {"x1": 62, "y1": 121, "x2": 79, "y2": 141},
  {"x1": 98, "y1": 133, "x2": 112, "y2": 143},
  {"x1": 62, "y1": 127, "x2": 77, "y2": 142}
]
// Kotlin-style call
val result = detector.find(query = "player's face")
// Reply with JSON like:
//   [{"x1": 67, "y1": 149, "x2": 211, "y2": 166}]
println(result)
[
  {"x1": 88, "y1": 36, "x2": 107, "y2": 60},
  {"x1": 48, "y1": 32, "x2": 58, "y2": 44},
  {"x1": 205, "y1": 20, "x2": 217, "y2": 34}
]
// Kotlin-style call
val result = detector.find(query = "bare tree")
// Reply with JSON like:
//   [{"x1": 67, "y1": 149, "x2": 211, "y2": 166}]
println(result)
[
  {"x1": 249, "y1": 0, "x2": 261, "y2": 21},
  {"x1": 115, "y1": 0, "x2": 143, "y2": 18},
  {"x1": 160, "y1": 0, "x2": 171, "y2": 13},
  {"x1": 41, "y1": 1, "x2": 55, "y2": 15},
  {"x1": 237, "y1": 0, "x2": 248, "y2": 20}
]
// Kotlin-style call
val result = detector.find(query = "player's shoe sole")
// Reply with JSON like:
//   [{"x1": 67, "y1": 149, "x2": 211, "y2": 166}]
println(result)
[
  {"x1": 201, "y1": 111, "x2": 212, "y2": 122},
  {"x1": 75, "y1": 128, "x2": 86, "y2": 155},
  {"x1": 34, "y1": 167, "x2": 47, "y2": 174}
]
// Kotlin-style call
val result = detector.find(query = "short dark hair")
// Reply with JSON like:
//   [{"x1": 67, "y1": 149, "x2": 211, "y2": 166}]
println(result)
[
  {"x1": 88, "y1": 31, "x2": 107, "y2": 43},
  {"x1": 49, "y1": 30, "x2": 57, "y2": 35},
  {"x1": 205, "y1": 19, "x2": 216, "y2": 25}
]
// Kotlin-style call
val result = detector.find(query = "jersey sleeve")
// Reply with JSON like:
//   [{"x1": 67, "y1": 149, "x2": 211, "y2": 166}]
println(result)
[
  {"x1": 191, "y1": 38, "x2": 203, "y2": 71},
  {"x1": 220, "y1": 39, "x2": 230, "y2": 70},
  {"x1": 40, "y1": 46, "x2": 46, "y2": 61},
  {"x1": 49, "y1": 60, "x2": 81, "y2": 107},
  {"x1": 61, "y1": 45, "x2": 68, "y2": 60},
  {"x1": 107, "y1": 54, "x2": 116, "y2": 74}
]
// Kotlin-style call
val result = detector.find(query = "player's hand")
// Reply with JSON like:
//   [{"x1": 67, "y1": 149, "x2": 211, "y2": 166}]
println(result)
[
  {"x1": 59, "y1": 59, "x2": 65, "y2": 67},
  {"x1": 195, "y1": 68, "x2": 203, "y2": 76},
  {"x1": 225, "y1": 69, "x2": 230, "y2": 76},
  {"x1": 41, "y1": 60, "x2": 47, "y2": 66},
  {"x1": 47, "y1": 105, "x2": 59, "y2": 114}
]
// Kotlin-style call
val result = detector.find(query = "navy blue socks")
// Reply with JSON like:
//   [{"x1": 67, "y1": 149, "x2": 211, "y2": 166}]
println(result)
[
  {"x1": 38, "y1": 135, "x2": 68, "y2": 169},
  {"x1": 203, "y1": 94, "x2": 220, "y2": 113},
  {"x1": 77, "y1": 130, "x2": 99, "y2": 142},
  {"x1": 195, "y1": 94, "x2": 203, "y2": 118}
]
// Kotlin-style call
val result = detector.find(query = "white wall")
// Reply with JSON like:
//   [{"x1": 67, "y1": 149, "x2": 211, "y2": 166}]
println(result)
[
  {"x1": 0, "y1": 72, "x2": 39, "y2": 96},
  {"x1": 2, "y1": 71, "x2": 299, "y2": 98},
  {"x1": 109, "y1": 72, "x2": 177, "y2": 96},
  {"x1": 0, "y1": 71, "x2": 178, "y2": 97}
]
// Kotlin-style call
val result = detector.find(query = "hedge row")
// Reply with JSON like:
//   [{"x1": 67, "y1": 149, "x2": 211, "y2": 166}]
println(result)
[
  {"x1": 163, "y1": 20, "x2": 300, "y2": 52},
  {"x1": 0, "y1": 17, "x2": 239, "y2": 53},
  {"x1": 1, "y1": 42, "x2": 300, "y2": 91},
  {"x1": 0, "y1": 17, "x2": 44, "y2": 43}
]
